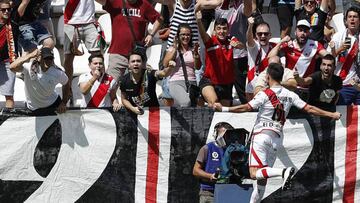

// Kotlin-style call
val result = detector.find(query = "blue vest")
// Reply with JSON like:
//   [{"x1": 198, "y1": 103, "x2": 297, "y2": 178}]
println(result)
[{"x1": 200, "y1": 142, "x2": 224, "y2": 191}]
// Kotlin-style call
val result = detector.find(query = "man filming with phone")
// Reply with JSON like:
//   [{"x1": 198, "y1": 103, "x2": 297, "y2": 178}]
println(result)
[{"x1": 328, "y1": 6, "x2": 360, "y2": 105}]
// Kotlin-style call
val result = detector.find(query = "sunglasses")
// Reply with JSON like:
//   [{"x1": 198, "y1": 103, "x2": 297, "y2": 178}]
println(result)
[
  {"x1": 304, "y1": 1, "x2": 316, "y2": 5},
  {"x1": 256, "y1": 32, "x2": 270, "y2": 37},
  {"x1": 0, "y1": 8, "x2": 11, "y2": 12}
]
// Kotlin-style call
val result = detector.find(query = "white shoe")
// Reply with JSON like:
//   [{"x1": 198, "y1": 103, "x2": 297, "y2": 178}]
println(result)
[{"x1": 282, "y1": 167, "x2": 295, "y2": 191}]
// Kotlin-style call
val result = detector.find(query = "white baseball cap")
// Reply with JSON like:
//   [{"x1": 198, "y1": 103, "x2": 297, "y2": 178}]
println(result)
[{"x1": 296, "y1": 20, "x2": 311, "y2": 28}]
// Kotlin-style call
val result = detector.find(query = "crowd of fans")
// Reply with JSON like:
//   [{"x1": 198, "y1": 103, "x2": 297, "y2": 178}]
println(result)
[{"x1": 1, "y1": 0, "x2": 360, "y2": 114}]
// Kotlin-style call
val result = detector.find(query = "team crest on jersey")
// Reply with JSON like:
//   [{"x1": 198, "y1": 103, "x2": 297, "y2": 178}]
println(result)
[
  {"x1": 212, "y1": 152, "x2": 219, "y2": 160},
  {"x1": 104, "y1": 80, "x2": 110, "y2": 85}
]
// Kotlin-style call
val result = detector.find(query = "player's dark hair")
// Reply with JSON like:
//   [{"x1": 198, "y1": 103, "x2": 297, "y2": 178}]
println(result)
[{"x1": 267, "y1": 63, "x2": 284, "y2": 82}]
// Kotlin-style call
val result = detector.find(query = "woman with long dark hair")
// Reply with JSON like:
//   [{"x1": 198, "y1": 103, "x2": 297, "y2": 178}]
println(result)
[{"x1": 163, "y1": 23, "x2": 201, "y2": 107}]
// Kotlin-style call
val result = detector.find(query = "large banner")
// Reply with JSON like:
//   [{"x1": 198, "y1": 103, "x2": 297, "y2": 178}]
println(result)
[{"x1": 0, "y1": 106, "x2": 358, "y2": 202}]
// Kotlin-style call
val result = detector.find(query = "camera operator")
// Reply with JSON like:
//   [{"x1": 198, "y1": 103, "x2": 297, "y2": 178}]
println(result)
[{"x1": 193, "y1": 122, "x2": 234, "y2": 203}]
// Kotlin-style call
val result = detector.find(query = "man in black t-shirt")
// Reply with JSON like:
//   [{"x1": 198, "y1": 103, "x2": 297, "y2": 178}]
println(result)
[
  {"x1": 294, "y1": 54, "x2": 342, "y2": 111},
  {"x1": 120, "y1": 50, "x2": 174, "y2": 115},
  {"x1": 294, "y1": 0, "x2": 332, "y2": 42}
]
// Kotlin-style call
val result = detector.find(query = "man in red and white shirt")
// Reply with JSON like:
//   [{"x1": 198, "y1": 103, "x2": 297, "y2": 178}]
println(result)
[
  {"x1": 246, "y1": 17, "x2": 276, "y2": 100},
  {"x1": 78, "y1": 54, "x2": 121, "y2": 111},
  {"x1": 268, "y1": 20, "x2": 328, "y2": 100},
  {"x1": 196, "y1": 10, "x2": 243, "y2": 107},
  {"x1": 269, "y1": 20, "x2": 328, "y2": 78},
  {"x1": 214, "y1": 63, "x2": 341, "y2": 203},
  {"x1": 328, "y1": 6, "x2": 360, "y2": 105}
]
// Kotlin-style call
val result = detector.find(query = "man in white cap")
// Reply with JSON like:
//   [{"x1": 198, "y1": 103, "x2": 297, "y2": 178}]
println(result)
[{"x1": 268, "y1": 19, "x2": 329, "y2": 100}]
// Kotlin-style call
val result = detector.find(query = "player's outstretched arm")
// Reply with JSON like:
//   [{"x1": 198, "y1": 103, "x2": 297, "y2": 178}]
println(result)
[
  {"x1": 213, "y1": 103, "x2": 252, "y2": 113},
  {"x1": 303, "y1": 105, "x2": 341, "y2": 120}
]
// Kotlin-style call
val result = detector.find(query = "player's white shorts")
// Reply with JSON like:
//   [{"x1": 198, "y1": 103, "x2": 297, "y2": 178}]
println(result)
[{"x1": 249, "y1": 130, "x2": 281, "y2": 168}]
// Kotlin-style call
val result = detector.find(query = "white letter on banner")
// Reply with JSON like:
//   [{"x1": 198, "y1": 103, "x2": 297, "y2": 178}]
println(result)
[
  {"x1": 0, "y1": 116, "x2": 56, "y2": 181},
  {"x1": 0, "y1": 109, "x2": 116, "y2": 202}
]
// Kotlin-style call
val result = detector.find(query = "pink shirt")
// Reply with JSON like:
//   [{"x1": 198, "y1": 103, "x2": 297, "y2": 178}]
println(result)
[{"x1": 168, "y1": 49, "x2": 196, "y2": 82}]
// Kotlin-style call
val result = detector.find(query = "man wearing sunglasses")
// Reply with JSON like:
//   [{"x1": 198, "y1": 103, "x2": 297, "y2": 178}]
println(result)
[
  {"x1": 268, "y1": 20, "x2": 329, "y2": 100},
  {"x1": 246, "y1": 16, "x2": 276, "y2": 100},
  {"x1": 294, "y1": 0, "x2": 334, "y2": 42},
  {"x1": 0, "y1": 0, "x2": 15, "y2": 109}
]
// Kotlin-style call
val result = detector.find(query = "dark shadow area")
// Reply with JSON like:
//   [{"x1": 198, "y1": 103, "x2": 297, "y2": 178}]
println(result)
[
  {"x1": 167, "y1": 107, "x2": 214, "y2": 203},
  {"x1": 33, "y1": 119, "x2": 62, "y2": 178},
  {"x1": 76, "y1": 108, "x2": 138, "y2": 203},
  {"x1": 0, "y1": 180, "x2": 42, "y2": 202}
]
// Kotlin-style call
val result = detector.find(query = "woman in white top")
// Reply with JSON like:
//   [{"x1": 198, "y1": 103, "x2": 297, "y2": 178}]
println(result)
[{"x1": 163, "y1": 23, "x2": 201, "y2": 107}]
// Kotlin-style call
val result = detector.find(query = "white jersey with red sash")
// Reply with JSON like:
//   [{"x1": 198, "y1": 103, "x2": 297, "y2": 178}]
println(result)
[
  {"x1": 246, "y1": 42, "x2": 276, "y2": 93},
  {"x1": 248, "y1": 86, "x2": 307, "y2": 136},
  {"x1": 281, "y1": 39, "x2": 324, "y2": 78},
  {"x1": 328, "y1": 30, "x2": 359, "y2": 85},
  {"x1": 78, "y1": 73, "x2": 117, "y2": 108},
  {"x1": 64, "y1": 0, "x2": 95, "y2": 24}
]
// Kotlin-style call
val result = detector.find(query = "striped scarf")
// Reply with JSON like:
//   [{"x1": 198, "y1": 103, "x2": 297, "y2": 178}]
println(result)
[{"x1": 5, "y1": 22, "x2": 16, "y2": 63}]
